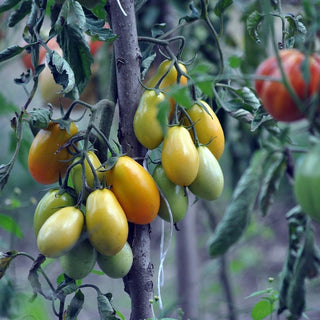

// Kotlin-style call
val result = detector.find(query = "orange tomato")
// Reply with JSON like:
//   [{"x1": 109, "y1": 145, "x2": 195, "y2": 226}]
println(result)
[{"x1": 106, "y1": 156, "x2": 160, "y2": 224}]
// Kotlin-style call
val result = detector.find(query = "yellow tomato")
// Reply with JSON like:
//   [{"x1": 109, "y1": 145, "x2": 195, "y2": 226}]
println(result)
[
  {"x1": 133, "y1": 90, "x2": 166, "y2": 149},
  {"x1": 186, "y1": 100, "x2": 225, "y2": 160},
  {"x1": 86, "y1": 189, "x2": 128, "y2": 256},
  {"x1": 161, "y1": 126, "x2": 199, "y2": 186},
  {"x1": 37, "y1": 206, "x2": 84, "y2": 258}
]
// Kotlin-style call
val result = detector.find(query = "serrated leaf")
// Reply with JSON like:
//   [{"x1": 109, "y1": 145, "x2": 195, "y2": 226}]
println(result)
[
  {"x1": 65, "y1": 290, "x2": 84, "y2": 320},
  {"x1": 258, "y1": 152, "x2": 286, "y2": 216},
  {"x1": 85, "y1": 11, "x2": 117, "y2": 42},
  {"x1": 251, "y1": 107, "x2": 274, "y2": 131},
  {"x1": 57, "y1": 24, "x2": 93, "y2": 94},
  {"x1": 0, "y1": 0, "x2": 20, "y2": 13},
  {"x1": 214, "y1": 0, "x2": 233, "y2": 17},
  {"x1": 0, "y1": 45, "x2": 25, "y2": 63},
  {"x1": 97, "y1": 293, "x2": 115, "y2": 320},
  {"x1": 0, "y1": 251, "x2": 18, "y2": 279},
  {"x1": 0, "y1": 163, "x2": 13, "y2": 191},
  {"x1": 46, "y1": 50, "x2": 76, "y2": 95},
  {"x1": 8, "y1": 0, "x2": 32, "y2": 27},
  {"x1": 285, "y1": 14, "x2": 306, "y2": 49},
  {"x1": 247, "y1": 11, "x2": 264, "y2": 44},
  {"x1": 0, "y1": 214, "x2": 23, "y2": 238},
  {"x1": 251, "y1": 300, "x2": 273, "y2": 320},
  {"x1": 209, "y1": 150, "x2": 266, "y2": 257},
  {"x1": 28, "y1": 107, "x2": 52, "y2": 129}
]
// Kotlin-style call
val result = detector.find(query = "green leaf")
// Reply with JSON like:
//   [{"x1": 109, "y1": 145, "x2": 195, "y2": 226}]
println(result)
[
  {"x1": 0, "y1": 163, "x2": 13, "y2": 191},
  {"x1": 8, "y1": 0, "x2": 32, "y2": 27},
  {"x1": 0, "y1": 214, "x2": 23, "y2": 238},
  {"x1": 46, "y1": 50, "x2": 76, "y2": 96},
  {"x1": 179, "y1": 2, "x2": 200, "y2": 23},
  {"x1": 247, "y1": 11, "x2": 264, "y2": 44},
  {"x1": 228, "y1": 55, "x2": 242, "y2": 69},
  {"x1": 258, "y1": 152, "x2": 286, "y2": 216},
  {"x1": 285, "y1": 14, "x2": 306, "y2": 49},
  {"x1": 214, "y1": 0, "x2": 233, "y2": 17},
  {"x1": 157, "y1": 99, "x2": 170, "y2": 137},
  {"x1": 57, "y1": 24, "x2": 93, "y2": 95},
  {"x1": 0, "y1": 0, "x2": 20, "y2": 13},
  {"x1": 28, "y1": 107, "x2": 53, "y2": 129},
  {"x1": 65, "y1": 290, "x2": 85, "y2": 320},
  {"x1": 168, "y1": 85, "x2": 193, "y2": 109},
  {"x1": 0, "y1": 45, "x2": 25, "y2": 63},
  {"x1": 85, "y1": 11, "x2": 117, "y2": 42},
  {"x1": 209, "y1": 150, "x2": 266, "y2": 257},
  {"x1": 97, "y1": 293, "x2": 115, "y2": 320},
  {"x1": 251, "y1": 300, "x2": 273, "y2": 320}
]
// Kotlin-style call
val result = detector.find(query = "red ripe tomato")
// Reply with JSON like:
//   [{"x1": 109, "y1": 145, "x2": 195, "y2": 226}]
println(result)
[
  {"x1": 255, "y1": 49, "x2": 320, "y2": 122},
  {"x1": 106, "y1": 156, "x2": 160, "y2": 225},
  {"x1": 28, "y1": 122, "x2": 78, "y2": 185}
]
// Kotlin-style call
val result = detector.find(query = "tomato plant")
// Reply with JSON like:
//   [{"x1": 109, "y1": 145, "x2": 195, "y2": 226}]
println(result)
[
  {"x1": 133, "y1": 89, "x2": 166, "y2": 149},
  {"x1": 85, "y1": 189, "x2": 128, "y2": 256},
  {"x1": 188, "y1": 146, "x2": 224, "y2": 201},
  {"x1": 33, "y1": 189, "x2": 76, "y2": 237},
  {"x1": 106, "y1": 156, "x2": 160, "y2": 225},
  {"x1": 294, "y1": 144, "x2": 320, "y2": 222},
  {"x1": 28, "y1": 121, "x2": 78, "y2": 185},
  {"x1": 255, "y1": 49, "x2": 320, "y2": 122},
  {"x1": 59, "y1": 239, "x2": 97, "y2": 280},
  {"x1": 152, "y1": 164, "x2": 188, "y2": 223},
  {"x1": 161, "y1": 126, "x2": 199, "y2": 186},
  {"x1": 97, "y1": 242, "x2": 133, "y2": 279},
  {"x1": 186, "y1": 100, "x2": 225, "y2": 160},
  {"x1": 37, "y1": 206, "x2": 84, "y2": 258}
]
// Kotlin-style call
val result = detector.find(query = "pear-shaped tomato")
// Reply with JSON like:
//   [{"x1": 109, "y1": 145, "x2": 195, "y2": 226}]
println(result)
[
  {"x1": 37, "y1": 206, "x2": 84, "y2": 258},
  {"x1": 133, "y1": 90, "x2": 166, "y2": 149},
  {"x1": 33, "y1": 189, "x2": 76, "y2": 237},
  {"x1": 161, "y1": 126, "x2": 199, "y2": 186},
  {"x1": 70, "y1": 151, "x2": 104, "y2": 199},
  {"x1": 152, "y1": 164, "x2": 188, "y2": 223},
  {"x1": 189, "y1": 146, "x2": 224, "y2": 200},
  {"x1": 186, "y1": 100, "x2": 225, "y2": 160},
  {"x1": 86, "y1": 189, "x2": 128, "y2": 256},
  {"x1": 97, "y1": 242, "x2": 133, "y2": 279},
  {"x1": 294, "y1": 145, "x2": 320, "y2": 222},
  {"x1": 106, "y1": 156, "x2": 160, "y2": 225},
  {"x1": 60, "y1": 239, "x2": 97, "y2": 280},
  {"x1": 146, "y1": 59, "x2": 188, "y2": 89},
  {"x1": 28, "y1": 121, "x2": 78, "y2": 185}
]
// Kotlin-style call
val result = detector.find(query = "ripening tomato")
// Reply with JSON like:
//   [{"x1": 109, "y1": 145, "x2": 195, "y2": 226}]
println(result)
[
  {"x1": 152, "y1": 164, "x2": 188, "y2": 223},
  {"x1": 33, "y1": 189, "x2": 76, "y2": 237},
  {"x1": 97, "y1": 242, "x2": 133, "y2": 279},
  {"x1": 37, "y1": 206, "x2": 84, "y2": 258},
  {"x1": 294, "y1": 145, "x2": 320, "y2": 222},
  {"x1": 60, "y1": 239, "x2": 97, "y2": 280},
  {"x1": 255, "y1": 49, "x2": 320, "y2": 122},
  {"x1": 70, "y1": 151, "x2": 104, "y2": 199},
  {"x1": 86, "y1": 189, "x2": 128, "y2": 256},
  {"x1": 161, "y1": 126, "x2": 199, "y2": 186},
  {"x1": 28, "y1": 122, "x2": 78, "y2": 185},
  {"x1": 186, "y1": 100, "x2": 225, "y2": 160},
  {"x1": 106, "y1": 156, "x2": 160, "y2": 224},
  {"x1": 189, "y1": 146, "x2": 224, "y2": 201},
  {"x1": 146, "y1": 59, "x2": 188, "y2": 89},
  {"x1": 133, "y1": 90, "x2": 166, "y2": 149}
]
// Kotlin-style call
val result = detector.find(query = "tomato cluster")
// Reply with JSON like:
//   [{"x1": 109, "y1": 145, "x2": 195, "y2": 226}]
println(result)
[
  {"x1": 28, "y1": 58, "x2": 226, "y2": 280},
  {"x1": 133, "y1": 59, "x2": 225, "y2": 223},
  {"x1": 29, "y1": 121, "x2": 160, "y2": 279}
]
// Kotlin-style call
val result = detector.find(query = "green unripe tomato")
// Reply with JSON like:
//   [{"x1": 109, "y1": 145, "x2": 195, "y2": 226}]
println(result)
[
  {"x1": 60, "y1": 239, "x2": 97, "y2": 280},
  {"x1": 152, "y1": 164, "x2": 188, "y2": 223},
  {"x1": 33, "y1": 189, "x2": 76, "y2": 237},
  {"x1": 97, "y1": 242, "x2": 133, "y2": 279},
  {"x1": 37, "y1": 206, "x2": 84, "y2": 258},
  {"x1": 294, "y1": 145, "x2": 320, "y2": 222},
  {"x1": 189, "y1": 146, "x2": 224, "y2": 200}
]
